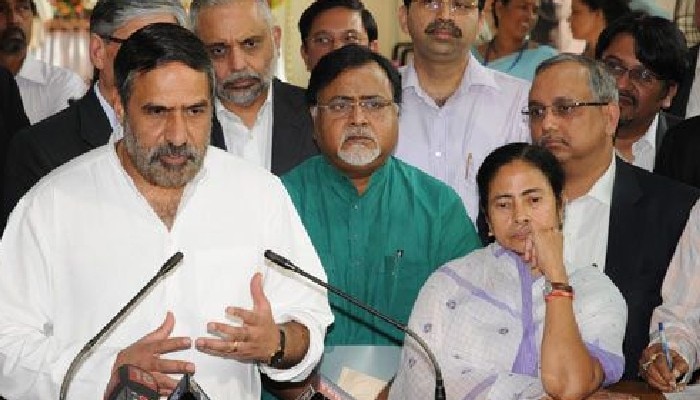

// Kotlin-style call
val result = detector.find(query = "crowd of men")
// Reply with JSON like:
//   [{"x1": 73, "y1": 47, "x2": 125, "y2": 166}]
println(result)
[{"x1": 1, "y1": 0, "x2": 700, "y2": 399}]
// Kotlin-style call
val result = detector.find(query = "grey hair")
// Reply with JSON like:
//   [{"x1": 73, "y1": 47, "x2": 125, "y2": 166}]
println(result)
[
  {"x1": 535, "y1": 53, "x2": 619, "y2": 103},
  {"x1": 89, "y1": 0, "x2": 188, "y2": 37},
  {"x1": 189, "y1": 0, "x2": 274, "y2": 32}
]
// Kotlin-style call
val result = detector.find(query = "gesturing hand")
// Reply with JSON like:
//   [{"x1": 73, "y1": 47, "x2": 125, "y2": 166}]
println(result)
[
  {"x1": 640, "y1": 343, "x2": 689, "y2": 392},
  {"x1": 196, "y1": 273, "x2": 280, "y2": 364},
  {"x1": 113, "y1": 312, "x2": 195, "y2": 396}
]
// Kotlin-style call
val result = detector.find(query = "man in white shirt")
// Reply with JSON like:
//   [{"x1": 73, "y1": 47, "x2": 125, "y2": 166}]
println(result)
[
  {"x1": 0, "y1": 0, "x2": 218, "y2": 232},
  {"x1": 0, "y1": 0, "x2": 86, "y2": 124},
  {"x1": 595, "y1": 11, "x2": 687, "y2": 172},
  {"x1": 528, "y1": 53, "x2": 699, "y2": 379},
  {"x1": 0, "y1": 23, "x2": 332, "y2": 400},
  {"x1": 190, "y1": 0, "x2": 318, "y2": 176},
  {"x1": 394, "y1": 0, "x2": 530, "y2": 225}
]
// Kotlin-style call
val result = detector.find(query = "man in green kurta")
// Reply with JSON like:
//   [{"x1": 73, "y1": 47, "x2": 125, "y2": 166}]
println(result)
[{"x1": 282, "y1": 45, "x2": 480, "y2": 347}]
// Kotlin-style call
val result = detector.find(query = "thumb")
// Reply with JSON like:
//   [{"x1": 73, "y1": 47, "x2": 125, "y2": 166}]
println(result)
[
  {"x1": 250, "y1": 273, "x2": 271, "y2": 313},
  {"x1": 141, "y1": 311, "x2": 175, "y2": 342}
]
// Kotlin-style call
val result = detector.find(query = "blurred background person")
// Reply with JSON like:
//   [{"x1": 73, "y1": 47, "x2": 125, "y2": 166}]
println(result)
[
  {"x1": 474, "y1": 0, "x2": 558, "y2": 80},
  {"x1": 389, "y1": 142, "x2": 626, "y2": 400},
  {"x1": 568, "y1": 0, "x2": 630, "y2": 58}
]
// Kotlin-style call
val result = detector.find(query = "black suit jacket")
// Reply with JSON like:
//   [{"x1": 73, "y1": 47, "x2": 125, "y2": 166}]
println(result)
[
  {"x1": 605, "y1": 158, "x2": 699, "y2": 379},
  {"x1": 669, "y1": 44, "x2": 699, "y2": 118},
  {"x1": 270, "y1": 78, "x2": 318, "y2": 175},
  {"x1": 656, "y1": 115, "x2": 700, "y2": 189},
  {"x1": 0, "y1": 67, "x2": 30, "y2": 206},
  {"x1": 2, "y1": 85, "x2": 226, "y2": 230},
  {"x1": 652, "y1": 111, "x2": 682, "y2": 172}
]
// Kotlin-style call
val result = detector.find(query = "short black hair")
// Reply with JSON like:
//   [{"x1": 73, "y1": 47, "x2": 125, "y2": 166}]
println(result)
[
  {"x1": 306, "y1": 44, "x2": 401, "y2": 105},
  {"x1": 477, "y1": 142, "x2": 565, "y2": 218},
  {"x1": 402, "y1": 0, "x2": 487, "y2": 12},
  {"x1": 299, "y1": 0, "x2": 378, "y2": 45},
  {"x1": 595, "y1": 11, "x2": 688, "y2": 84},
  {"x1": 578, "y1": 0, "x2": 630, "y2": 26},
  {"x1": 114, "y1": 23, "x2": 215, "y2": 108}
]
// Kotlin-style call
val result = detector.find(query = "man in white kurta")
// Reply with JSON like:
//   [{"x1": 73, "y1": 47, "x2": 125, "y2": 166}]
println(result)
[{"x1": 0, "y1": 23, "x2": 332, "y2": 400}]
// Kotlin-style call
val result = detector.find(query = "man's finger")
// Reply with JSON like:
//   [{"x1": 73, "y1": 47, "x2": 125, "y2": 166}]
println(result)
[
  {"x1": 227, "y1": 306, "x2": 259, "y2": 326},
  {"x1": 150, "y1": 336, "x2": 193, "y2": 355},
  {"x1": 250, "y1": 273, "x2": 270, "y2": 313},
  {"x1": 153, "y1": 357, "x2": 196, "y2": 374},
  {"x1": 151, "y1": 371, "x2": 179, "y2": 394},
  {"x1": 141, "y1": 311, "x2": 175, "y2": 342}
]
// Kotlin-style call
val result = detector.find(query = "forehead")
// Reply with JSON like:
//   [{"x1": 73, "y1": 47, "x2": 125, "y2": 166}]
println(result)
[
  {"x1": 196, "y1": 1, "x2": 270, "y2": 41},
  {"x1": 600, "y1": 33, "x2": 639, "y2": 62},
  {"x1": 489, "y1": 160, "x2": 550, "y2": 194},
  {"x1": 318, "y1": 62, "x2": 392, "y2": 98},
  {"x1": 530, "y1": 62, "x2": 593, "y2": 101},
  {"x1": 310, "y1": 7, "x2": 365, "y2": 34},
  {"x1": 113, "y1": 13, "x2": 178, "y2": 38},
  {"x1": 128, "y1": 62, "x2": 210, "y2": 106}
]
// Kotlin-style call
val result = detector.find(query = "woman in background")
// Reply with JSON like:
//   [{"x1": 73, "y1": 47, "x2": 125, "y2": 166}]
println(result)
[
  {"x1": 474, "y1": 0, "x2": 558, "y2": 80},
  {"x1": 389, "y1": 143, "x2": 626, "y2": 400},
  {"x1": 568, "y1": 0, "x2": 630, "y2": 58}
]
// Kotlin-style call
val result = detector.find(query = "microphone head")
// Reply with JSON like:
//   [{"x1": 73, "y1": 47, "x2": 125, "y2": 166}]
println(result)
[
  {"x1": 264, "y1": 250, "x2": 293, "y2": 271},
  {"x1": 160, "y1": 252, "x2": 184, "y2": 275}
]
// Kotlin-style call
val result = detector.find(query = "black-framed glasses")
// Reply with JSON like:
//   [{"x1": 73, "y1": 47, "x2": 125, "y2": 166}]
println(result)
[
  {"x1": 315, "y1": 98, "x2": 395, "y2": 118},
  {"x1": 415, "y1": 0, "x2": 479, "y2": 14},
  {"x1": 99, "y1": 35, "x2": 127, "y2": 44},
  {"x1": 522, "y1": 100, "x2": 609, "y2": 121},
  {"x1": 602, "y1": 58, "x2": 660, "y2": 85}
]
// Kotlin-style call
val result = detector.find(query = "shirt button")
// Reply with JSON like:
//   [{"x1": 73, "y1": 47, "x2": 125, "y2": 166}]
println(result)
[
  {"x1": 498, "y1": 327, "x2": 509, "y2": 335},
  {"x1": 352, "y1": 204, "x2": 359, "y2": 210},
  {"x1": 434, "y1": 151, "x2": 442, "y2": 157}
]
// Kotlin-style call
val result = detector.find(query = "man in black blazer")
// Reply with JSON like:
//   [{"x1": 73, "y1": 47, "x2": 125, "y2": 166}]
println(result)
[
  {"x1": 655, "y1": 115, "x2": 700, "y2": 189},
  {"x1": 595, "y1": 12, "x2": 688, "y2": 173},
  {"x1": 0, "y1": 66, "x2": 29, "y2": 207},
  {"x1": 529, "y1": 54, "x2": 699, "y2": 380},
  {"x1": 0, "y1": 0, "x2": 210, "y2": 231},
  {"x1": 190, "y1": 0, "x2": 318, "y2": 178}
]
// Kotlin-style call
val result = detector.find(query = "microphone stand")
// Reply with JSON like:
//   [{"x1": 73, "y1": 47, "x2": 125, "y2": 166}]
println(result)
[
  {"x1": 264, "y1": 250, "x2": 446, "y2": 400},
  {"x1": 59, "y1": 252, "x2": 184, "y2": 400}
]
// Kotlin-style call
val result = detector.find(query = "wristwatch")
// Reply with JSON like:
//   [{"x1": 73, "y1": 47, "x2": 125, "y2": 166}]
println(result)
[
  {"x1": 268, "y1": 328, "x2": 286, "y2": 368},
  {"x1": 543, "y1": 281, "x2": 574, "y2": 296}
]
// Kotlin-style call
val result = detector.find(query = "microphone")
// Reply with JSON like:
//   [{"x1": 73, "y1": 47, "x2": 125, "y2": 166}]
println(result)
[
  {"x1": 59, "y1": 252, "x2": 184, "y2": 400},
  {"x1": 264, "y1": 250, "x2": 446, "y2": 400},
  {"x1": 104, "y1": 364, "x2": 159, "y2": 400},
  {"x1": 167, "y1": 373, "x2": 212, "y2": 400}
]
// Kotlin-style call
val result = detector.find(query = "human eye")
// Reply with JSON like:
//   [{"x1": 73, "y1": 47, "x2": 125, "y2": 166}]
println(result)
[
  {"x1": 143, "y1": 105, "x2": 169, "y2": 117},
  {"x1": 186, "y1": 105, "x2": 209, "y2": 117},
  {"x1": 523, "y1": 105, "x2": 544, "y2": 118},
  {"x1": 528, "y1": 195, "x2": 542, "y2": 205},
  {"x1": 360, "y1": 98, "x2": 386, "y2": 111},
  {"x1": 206, "y1": 45, "x2": 228, "y2": 59},
  {"x1": 420, "y1": 0, "x2": 439, "y2": 9},
  {"x1": 241, "y1": 37, "x2": 262, "y2": 51},
  {"x1": 327, "y1": 100, "x2": 350, "y2": 113},
  {"x1": 343, "y1": 32, "x2": 361, "y2": 44},
  {"x1": 311, "y1": 34, "x2": 332, "y2": 46},
  {"x1": 553, "y1": 101, "x2": 576, "y2": 116},
  {"x1": 454, "y1": 0, "x2": 477, "y2": 11},
  {"x1": 494, "y1": 200, "x2": 512, "y2": 210},
  {"x1": 633, "y1": 68, "x2": 656, "y2": 84}
]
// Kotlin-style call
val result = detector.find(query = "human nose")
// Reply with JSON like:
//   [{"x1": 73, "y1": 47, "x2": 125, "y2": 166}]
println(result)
[
  {"x1": 436, "y1": 0, "x2": 455, "y2": 18},
  {"x1": 513, "y1": 200, "x2": 530, "y2": 224},
  {"x1": 227, "y1": 46, "x2": 246, "y2": 72},
  {"x1": 348, "y1": 101, "x2": 369, "y2": 125},
  {"x1": 164, "y1": 112, "x2": 188, "y2": 146}
]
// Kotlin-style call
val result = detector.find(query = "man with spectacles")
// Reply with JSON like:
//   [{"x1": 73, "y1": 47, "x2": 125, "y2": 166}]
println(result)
[
  {"x1": 595, "y1": 11, "x2": 688, "y2": 174},
  {"x1": 1, "y1": 0, "x2": 214, "y2": 232},
  {"x1": 298, "y1": 0, "x2": 379, "y2": 71},
  {"x1": 528, "y1": 53, "x2": 699, "y2": 380},
  {"x1": 0, "y1": 0, "x2": 86, "y2": 124},
  {"x1": 280, "y1": 44, "x2": 480, "y2": 398},
  {"x1": 190, "y1": 0, "x2": 318, "y2": 177},
  {"x1": 394, "y1": 0, "x2": 530, "y2": 230}
]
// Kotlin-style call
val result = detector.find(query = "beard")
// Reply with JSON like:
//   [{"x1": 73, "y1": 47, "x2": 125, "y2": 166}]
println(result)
[
  {"x1": 216, "y1": 54, "x2": 277, "y2": 107},
  {"x1": 122, "y1": 119, "x2": 209, "y2": 188},
  {"x1": 0, "y1": 26, "x2": 27, "y2": 54},
  {"x1": 337, "y1": 125, "x2": 381, "y2": 167}
]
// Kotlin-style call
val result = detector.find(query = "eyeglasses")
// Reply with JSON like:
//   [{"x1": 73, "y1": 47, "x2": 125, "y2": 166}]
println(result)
[
  {"x1": 307, "y1": 31, "x2": 367, "y2": 49},
  {"x1": 99, "y1": 35, "x2": 127, "y2": 44},
  {"x1": 414, "y1": 0, "x2": 479, "y2": 14},
  {"x1": 522, "y1": 100, "x2": 609, "y2": 121},
  {"x1": 315, "y1": 98, "x2": 395, "y2": 118},
  {"x1": 603, "y1": 58, "x2": 660, "y2": 85}
]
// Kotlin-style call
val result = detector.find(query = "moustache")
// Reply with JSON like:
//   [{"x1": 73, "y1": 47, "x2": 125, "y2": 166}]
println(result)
[
  {"x1": 149, "y1": 143, "x2": 197, "y2": 165},
  {"x1": 0, "y1": 26, "x2": 27, "y2": 54},
  {"x1": 341, "y1": 126, "x2": 377, "y2": 143},
  {"x1": 536, "y1": 134, "x2": 568, "y2": 147},
  {"x1": 221, "y1": 71, "x2": 263, "y2": 88},
  {"x1": 425, "y1": 18, "x2": 463, "y2": 39},
  {"x1": 618, "y1": 90, "x2": 638, "y2": 106}
]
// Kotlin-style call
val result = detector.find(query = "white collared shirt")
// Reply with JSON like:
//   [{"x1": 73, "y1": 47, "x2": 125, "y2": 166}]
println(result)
[
  {"x1": 685, "y1": 50, "x2": 700, "y2": 119},
  {"x1": 617, "y1": 114, "x2": 658, "y2": 172},
  {"x1": 15, "y1": 56, "x2": 87, "y2": 124},
  {"x1": 93, "y1": 81, "x2": 120, "y2": 136},
  {"x1": 215, "y1": 85, "x2": 274, "y2": 171},
  {"x1": 395, "y1": 54, "x2": 531, "y2": 224},
  {"x1": 0, "y1": 145, "x2": 333, "y2": 400},
  {"x1": 563, "y1": 156, "x2": 616, "y2": 272}
]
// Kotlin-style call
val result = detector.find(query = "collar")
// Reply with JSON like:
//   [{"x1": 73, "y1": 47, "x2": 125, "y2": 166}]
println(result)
[
  {"x1": 94, "y1": 81, "x2": 120, "y2": 131},
  {"x1": 639, "y1": 113, "x2": 659, "y2": 152},
  {"x1": 16, "y1": 56, "x2": 47, "y2": 85},
  {"x1": 581, "y1": 154, "x2": 616, "y2": 206},
  {"x1": 214, "y1": 82, "x2": 273, "y2": 124},
  {"x1": 319, "y1": 155, "x2": 394, "y2": 201},
  {"x1": 401, "y1": 53, "x2": 499, "y2": 104}
]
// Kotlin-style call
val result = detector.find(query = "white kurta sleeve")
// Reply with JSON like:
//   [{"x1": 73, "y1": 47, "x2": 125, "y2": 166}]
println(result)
[{"x1": 257, "y1": 178, "x2": 333, "y2": 382}]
